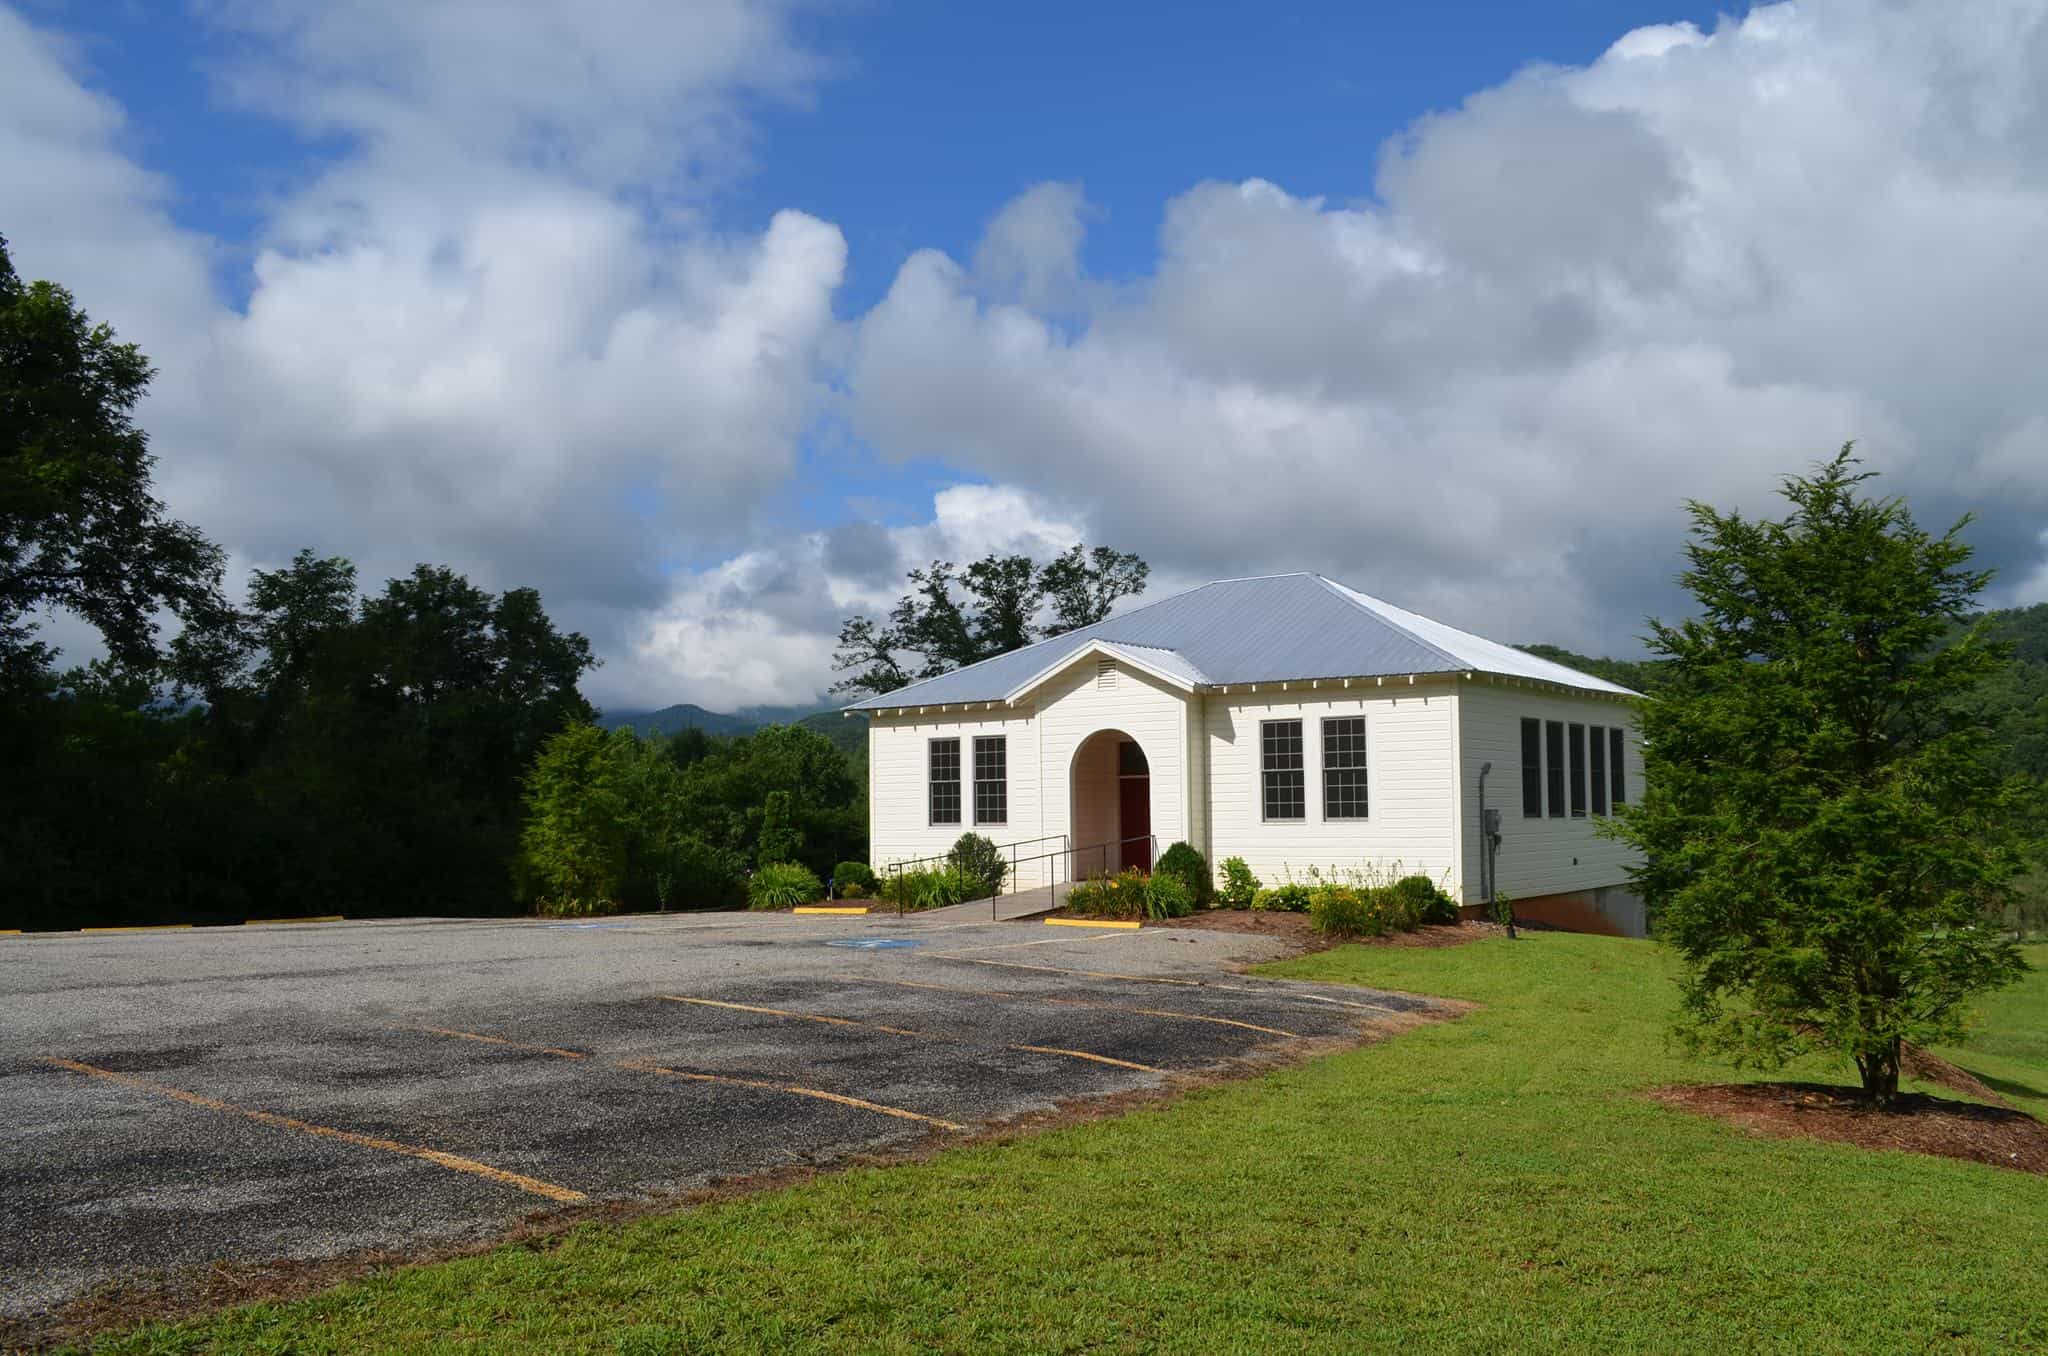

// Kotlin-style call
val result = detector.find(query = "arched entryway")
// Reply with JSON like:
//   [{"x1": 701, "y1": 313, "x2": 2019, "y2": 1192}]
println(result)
[{"x1": 1069, "y1": 729, "x2": 1152, "y2": 878}]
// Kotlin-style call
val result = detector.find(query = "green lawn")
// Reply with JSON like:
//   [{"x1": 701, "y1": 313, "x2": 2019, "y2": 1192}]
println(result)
[
  {"x1": 89, "y1": 937, "x2": 2048, "y2": 1354},
  {"x1": 1938, "y1": 942, "x2": 2048, "y2": 1118}
]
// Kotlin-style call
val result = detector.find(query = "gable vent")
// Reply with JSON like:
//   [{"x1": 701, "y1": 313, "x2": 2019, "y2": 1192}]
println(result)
[{"x1": 1096, "y1": 657, "x2": 1117, "y2": 690}]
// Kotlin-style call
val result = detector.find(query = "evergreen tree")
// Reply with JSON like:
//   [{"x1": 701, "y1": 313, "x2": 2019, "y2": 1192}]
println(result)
[{"x1": 1618, "y1": 449, "x2": 2029, "y2": 1105}]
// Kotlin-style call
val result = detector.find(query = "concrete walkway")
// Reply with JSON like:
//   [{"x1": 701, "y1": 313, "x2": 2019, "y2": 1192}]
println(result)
[{"x1": 894, "y1": 881, "x2": 1068, "y2": 924}]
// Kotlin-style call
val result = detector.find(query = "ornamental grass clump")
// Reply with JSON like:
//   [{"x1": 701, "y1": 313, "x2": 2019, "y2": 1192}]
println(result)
[{"x1": 748, "y1": 862, "x2": 823, "y2": 910}]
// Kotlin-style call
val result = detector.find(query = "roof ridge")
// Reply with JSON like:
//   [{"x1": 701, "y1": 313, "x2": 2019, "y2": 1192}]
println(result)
[
  {"x1": 1308, "y1": 575, "x2": 1467, "y2": 672},
  {"x1": 839, "y1": 576, "x2": 1229, "y2": 709}
]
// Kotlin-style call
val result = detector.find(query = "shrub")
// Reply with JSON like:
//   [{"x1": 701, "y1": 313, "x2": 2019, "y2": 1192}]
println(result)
[
  {"x1": 1154, "y1": 841, "x2": 1212, "y2": 907},
  {"x1": 881, "y1": 865, "x2": 978, "y2": 911},
  {"x1": 1217, "y1": 856, "x2": 1260, "y2": 909},
  {"x1": 1391, "y1": 873, "x2": 1460, "y2": 926},
  {"x1": 1310, "y1": 884, "x2": 1409, "y2": 938},
  {"x1": 832, "y1": 860, "x2": 879, "y2": 895},
  {"x1": 748, "y1": 861, "x2": 823, "y2": 910},
  {"x1": 1067, "y1": 868, "x2": 1149, "y2": 920},
  {"x1": 948, "y1": 832, "x2": 1008, "y2": 900},
  {"x1": 1251, "y1": 883, "x2": 1312, "y2": 913},
  {"x1": 1144, "y1": 871, "x2": 1195, "y2": 919}
]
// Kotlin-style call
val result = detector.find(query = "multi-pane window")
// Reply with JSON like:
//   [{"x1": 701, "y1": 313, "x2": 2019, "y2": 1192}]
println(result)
[
  {"x1": 1520, "y1": 718, "x2": 1542, "y2": 818},
  {"x1": 1569, "y1": 723, "x2": 1587, "y2": 818},
  {"x1": 928, "y1": 738, "x2": 961, "y2": 825},
  {"x1": 1589, "y1": 724, "x2": 1608, "y2": 816},
  {"x1": 973, "y1": 736, "x2": 1007, "y2": 826},
  {"x1": 1322, "y1": 717, "x2": 1369, "y2": 820},
  {"x1": 1261, "y1": 719, "x2": 1305, "y2": 821},
  {"x1": 1609, "y1": 727, "x2": 1627, "y2": 806},
  {"x1": 1545, "y1": 721, "x2": 1566, "y2": 819}
]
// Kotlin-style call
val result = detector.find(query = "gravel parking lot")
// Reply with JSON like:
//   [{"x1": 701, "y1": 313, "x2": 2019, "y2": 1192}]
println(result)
[{"x1": 0, "y1": 910, "x2": 1442, "y2": 1325}]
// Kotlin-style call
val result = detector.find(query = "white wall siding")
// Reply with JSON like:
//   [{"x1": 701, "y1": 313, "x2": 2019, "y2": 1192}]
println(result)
[
  {"x1": 1035, "y1": 657, "x2": 1189, "y2": 872},
  {"x1": 1456, "y1": 682, "x2": 1643, "y2": 904},
  {"x1": 1204, "y1": 682, "x2": 1458, "y2": 889},
  {"x1": 868, "y1": 709, "x2": 1052, "y2": 886}
]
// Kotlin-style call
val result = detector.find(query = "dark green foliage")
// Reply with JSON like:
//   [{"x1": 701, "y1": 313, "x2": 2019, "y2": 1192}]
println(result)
[
  {"x1": 0, "y1": 236, "x2": 226, "y2": 687},
  {"x1": 833, "y1": 861, "x2": 879, "y2": 895},
  {"x1": 748, "y1": 862, "x2": 823, "y2": 910},
  {"x1": 757, "y1": 790, "x2": 803, "y2": 868},
  {"x1": 1155, "y1": 841, "x2": 1212, "y2": 907},
  {"x1": 1616, "y1": 449, "x2": 2029, "y2": 1105},
  {"x1": 947, "y1": 832, "x2": 1008, "y2": 900},
  {"x1": 1392, "y1": 874, "x2": 1460, "y2": 925},
  {"x1": 832, "y1": 545, "x2": 1149, "y2": 698},
  {"x1": 1514, "y1": 644, "x2": 1668, "y2": 694},
  {"x1": 1217, "y1": 856, "x2": 1260, "y2": 909}
]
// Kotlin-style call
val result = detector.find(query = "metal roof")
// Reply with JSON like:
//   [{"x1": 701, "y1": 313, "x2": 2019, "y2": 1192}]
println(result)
[{"x1": 842, "y1": 573, "x2": 1637, "y2": 710}]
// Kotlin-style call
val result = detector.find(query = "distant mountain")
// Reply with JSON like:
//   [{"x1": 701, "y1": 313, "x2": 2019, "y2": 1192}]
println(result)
[
  {"x1": 597, "y1": 700, "x2": 869, "y2": 771},
  {"x1": 598, "y1": 700, "x2": 826, "y2": 737}
]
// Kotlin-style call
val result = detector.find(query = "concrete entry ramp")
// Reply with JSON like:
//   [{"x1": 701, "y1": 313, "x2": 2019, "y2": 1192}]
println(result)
[{"x1": 892, "y1": 881, "x2": 1068, "y2": 924}]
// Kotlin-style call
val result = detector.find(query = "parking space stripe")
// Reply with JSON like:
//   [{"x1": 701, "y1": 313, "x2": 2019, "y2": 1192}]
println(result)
[
  {"x1": 402, "y1": 1022, "x2": 969, "y2": 1131},
  {"x1": 657, "y1": 994, "x2": 1165, "y2": 1074},
  {"x1": 658, "y1": 995, "x2": 936, "y2": 1040},
  {"x1": 841, "y1": 976, "x2": 1300, "y2": 1038},
  {"x1": 1011, "y1": 1045, "x2": 1157, "y2": 1071},
  {"x1": 41, "y1": 1057, "x2": 585, "y2": 1203},
  {"x1": 928, "y1": 956, "x2": 1400, "y2": 1013},
  {"x1": 614, "y1": 1060, "x2": 966, "y2": 1130}
]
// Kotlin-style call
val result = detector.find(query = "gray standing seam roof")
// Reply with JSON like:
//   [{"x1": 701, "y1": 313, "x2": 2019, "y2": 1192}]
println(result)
[{"x1": 841, "y1": 573, "x2": 1636, "y2": 710}]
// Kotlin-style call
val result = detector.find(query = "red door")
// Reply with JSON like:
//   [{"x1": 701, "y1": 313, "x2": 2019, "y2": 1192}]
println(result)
[{"x1": 1118, "y1": 774, "x2": 1151, "y2": 872}]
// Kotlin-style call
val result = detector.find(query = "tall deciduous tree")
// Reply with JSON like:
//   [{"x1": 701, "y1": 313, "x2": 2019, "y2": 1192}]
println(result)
[
  {"x1": 1618, "y1": 449, "x2": 2028, "y2": 1105},
  {"x1": 832, "y1": 544, "x2": 1148, "y2": 697},
  {"x1": 0, "y1": 235, "x2": 224, "y2": 689}
]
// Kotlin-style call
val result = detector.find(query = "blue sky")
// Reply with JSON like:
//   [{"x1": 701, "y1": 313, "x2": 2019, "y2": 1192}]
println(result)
[{"x1": 4, "y1": 1, "x2": 2045, "y2": 710}]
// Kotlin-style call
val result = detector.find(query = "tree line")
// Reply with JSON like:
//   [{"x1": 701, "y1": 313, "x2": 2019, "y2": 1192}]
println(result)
[{"x1": 1, "y1": 233, "x2": 1150, "y2": 929}]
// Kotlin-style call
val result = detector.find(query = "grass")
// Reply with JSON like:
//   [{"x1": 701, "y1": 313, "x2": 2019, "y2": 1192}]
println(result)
[
  {"x1": 84, "y1": 936, "x2": 2048, "y2": 1354},
  {"x1": 1937, "y1": 942, "x2": 2048, "y2": 1117}
]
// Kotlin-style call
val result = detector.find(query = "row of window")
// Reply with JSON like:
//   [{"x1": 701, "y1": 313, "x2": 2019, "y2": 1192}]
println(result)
[
  {"x1": 1519, "y1": 718, "x2": 1626, "y2": 819},
  {"x1": 1259, "y1": 717, "x2": 1368, "y2": 822},
  {"x1": 926, "y1": 717, "x2": 1623, "y2": 828},
  {"x1": 929, "y1": 736, "x2": 1007, "y2": 826}
]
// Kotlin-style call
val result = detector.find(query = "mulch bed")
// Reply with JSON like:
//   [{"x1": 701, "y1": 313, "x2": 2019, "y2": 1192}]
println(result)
[
  {"x1": 1150, "y1": 910, "x2": 1502, "y2": 954},
  {"x1": 1650, "y1": 1082, "x2": 2048, "y2": 1176}
]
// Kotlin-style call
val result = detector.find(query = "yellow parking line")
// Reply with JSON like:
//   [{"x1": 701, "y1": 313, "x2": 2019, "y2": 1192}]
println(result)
[
  {"x1": 793, "y1": 906, "x2": 869, "y2": 916},
  {"x1": 79, "y1": 924, "x2": 194, "y2": 934},
  {"x1": 41, "y1": 1057, "x2": 584, "y2": 1203},
  {"x1": 939, "y1": 956, "x2": 1203, "y2": 986},
  {"x1": 615, "y1": 1059, "x2": 965, "y2": 1130},
  {"x1": 246, "y1": 915, "x2": 344, "y2": 926},
  {"x1": 935, "y1": 958, "x2": 1400, "y2": 1014},
  {"x1": 0, "y1": 929, "x2": 21, "y2": 937},
  {"x1": 845, "y1": 976, "x2": 1299, "y2": 1038},
  {"x1": 658, "y1": 995, "x2": 937, "y2": 1041},
  {"x1": 1012, "y1": 1045, "x2": 1157, "y2": 1071},
  {"x1": 406, "y1": 1022, "x2": 965, "y2": 1132},
  {"x1": 659, "y1": 994, "x2": 1163, "y2": 1073}
]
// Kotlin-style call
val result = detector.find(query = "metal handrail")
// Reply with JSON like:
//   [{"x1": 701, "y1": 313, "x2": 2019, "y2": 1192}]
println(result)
[
  {"x1": 884, "y1": 831, "x2": 1157, "y2": 918},
  {"x1": 881, "y1": 832, "x2": 1069, "y2": 877}
]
